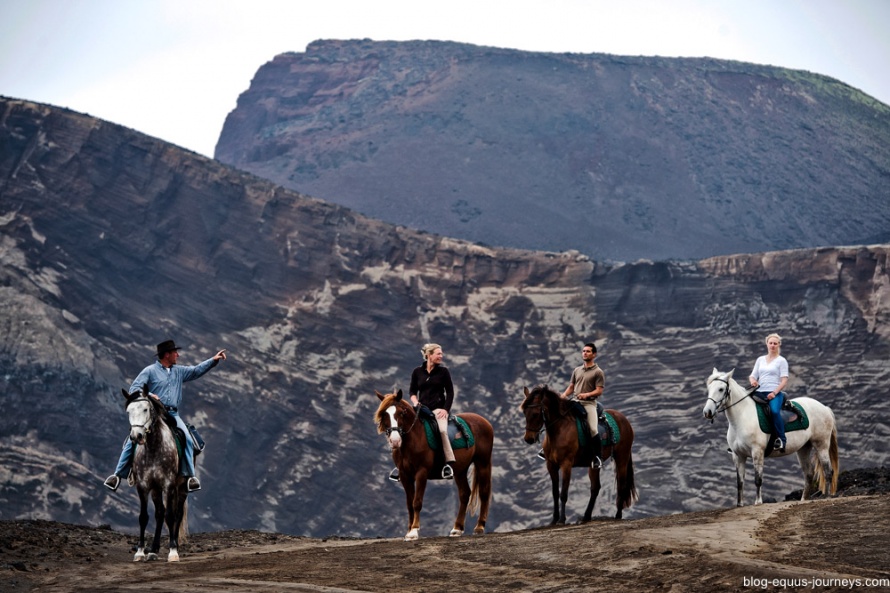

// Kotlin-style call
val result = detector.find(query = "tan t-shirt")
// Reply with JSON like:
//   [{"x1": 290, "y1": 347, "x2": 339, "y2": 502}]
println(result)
[{"x1": 571, "y1": 363, "x2": 605, "y2": 396}]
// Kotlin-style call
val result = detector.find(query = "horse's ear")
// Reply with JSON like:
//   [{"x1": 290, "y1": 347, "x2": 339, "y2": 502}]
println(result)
[
  {"x1": 712, "y1": 367, "x2": 719, "y2": 375},
  {"x1": 375, "y1": 390, "x2": 385, "y2": 401},
  {"x1": 523, "y1": 386, "x2": 530, "y2": 396},
  {"x1": 142, "y1": 384, "x2": 150, "y2": 397},
  {"x1": 395, "y1": 389, "x2": 403, "y2": 402},
  {"x1": 727, "y1": 368, "x2": 735, "y2": 378}
]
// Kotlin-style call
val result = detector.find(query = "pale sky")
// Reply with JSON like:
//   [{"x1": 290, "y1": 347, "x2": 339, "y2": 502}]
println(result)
[{"x1": 2, "y1": 0, "x2": 888, "y2": 158}]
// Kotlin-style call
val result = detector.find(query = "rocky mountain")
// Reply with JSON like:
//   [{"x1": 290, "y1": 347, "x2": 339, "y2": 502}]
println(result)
[
  {"x1": 1, "y1": 97, "x2": 888, "y2": 540},
  {"x1": 216, "y1": 39, "x2": 890, "y2": 262}
]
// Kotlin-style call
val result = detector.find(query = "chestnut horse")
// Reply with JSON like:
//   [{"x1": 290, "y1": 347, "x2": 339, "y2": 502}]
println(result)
[
  {"x1": 521, "y1": 384, "x2": 637, "y2": 524},
  {"x1": 375, "y1": 389, "x2": 494, "y2": 540},
  {"x1": 123, "y1": 385, "x2": 190, "y2": 561}
]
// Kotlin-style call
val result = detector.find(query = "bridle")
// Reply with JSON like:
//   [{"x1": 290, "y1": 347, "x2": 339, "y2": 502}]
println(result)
[
  {"x1": 522, "y1": 394, "x2": 555, "y2": 442},
  {"x1": 127, "y1": 396, "x2": 155, "y2": 435},
  {"x1": 383, "y1": 402, "x2": 421, "y2": 440},
  {"x1": 706, "y1": 377, "x2": 754, "y2": 419}
]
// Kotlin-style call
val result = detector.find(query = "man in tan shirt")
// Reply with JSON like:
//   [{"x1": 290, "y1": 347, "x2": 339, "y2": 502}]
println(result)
[{"x1": 562, "y1": 342, "x2": 605, "y2": 468}]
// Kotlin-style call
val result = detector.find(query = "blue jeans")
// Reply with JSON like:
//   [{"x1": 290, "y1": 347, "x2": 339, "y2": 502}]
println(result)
[
  {"x1": 765, "y1": 391, "x2": 787, "y2": 445},
  {"x1": 113, "y1": 413, "x2": 196, "y2": 477}
]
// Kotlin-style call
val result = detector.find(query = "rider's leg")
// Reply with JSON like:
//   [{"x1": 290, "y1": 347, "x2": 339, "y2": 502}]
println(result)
[
  {"x1": 436, "y1": 414, "x2": 456, "y2": 479},
  {"x1": 113, "y1": 437, "x2": 135, "y2": 477},
  {"x1": 105, "y1": 437, "x2": 135, "y2": 490},
  {"x1": 173, "y1": 416, "x2": 201, "y2": 491},
  {"x1": 581, "y1": 401, "x2": 603, "y2": 468},
  {"x1": 769, "y1": 393, "x2": 787, "y2": 449}
]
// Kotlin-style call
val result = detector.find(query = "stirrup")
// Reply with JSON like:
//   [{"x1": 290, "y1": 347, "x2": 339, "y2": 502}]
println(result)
[
  {"x1": 591, "y1": 456, "x2": 603, "y2": 469},
  {"x1": 186, "y1": 477, "x2": 201, "y2": 492},
  {"x1": 104, "y1": 475, "x2": 121, "y2": 492},
  {"x1": 442, "y1": 464, "x2": 454, "y2": 480},
  {"x1": 388, "y1": 467, "x2": 400, "y2": 482},
  {"x1": 536, "y1": 448, "x2": 546, "y2": 460}
]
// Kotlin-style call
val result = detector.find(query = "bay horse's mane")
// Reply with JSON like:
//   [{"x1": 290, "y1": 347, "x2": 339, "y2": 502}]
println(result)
[{"x1": 522, "y1": 384, "x2": 573, "y2": 416}]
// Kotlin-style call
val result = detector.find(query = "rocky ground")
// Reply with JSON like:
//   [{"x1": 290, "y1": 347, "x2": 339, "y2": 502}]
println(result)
[{"x1": 2, "y1": 468, "x2": 889, "y2": 593}]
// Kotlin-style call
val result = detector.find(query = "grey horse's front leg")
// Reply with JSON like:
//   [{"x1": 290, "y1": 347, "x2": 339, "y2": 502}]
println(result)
[{"x1": 732, "y1": 451, "x2": 747, "y2": 507}]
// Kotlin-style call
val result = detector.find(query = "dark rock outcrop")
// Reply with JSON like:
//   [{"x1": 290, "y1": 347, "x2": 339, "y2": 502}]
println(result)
[
  {"x1": 1, "y1": 97, "x2": 888, "y2": 538},
  {"x1": 216, "y1": 39, "x2": 890, "y2": 261}
]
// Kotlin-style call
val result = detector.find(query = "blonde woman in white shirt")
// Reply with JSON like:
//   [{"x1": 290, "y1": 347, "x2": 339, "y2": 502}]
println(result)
[{"x1": 749, "y1": 333, "x2": 789, "y2": 451}]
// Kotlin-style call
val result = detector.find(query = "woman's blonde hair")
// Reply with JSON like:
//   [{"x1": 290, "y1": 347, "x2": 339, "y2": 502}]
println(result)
[
  {"x1": 765, "y1": 333, "x2": 782, "y2": 351},
  {"x1": 421, "y1": 343, "x2": 442, "y2": 361}
]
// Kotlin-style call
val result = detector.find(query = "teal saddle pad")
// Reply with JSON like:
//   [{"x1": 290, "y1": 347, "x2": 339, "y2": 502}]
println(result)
[
  {"x1": 422, "y1": 416, "x2": 475, "y2": 450},
  {"x1": 756, "y1": 401, "x2": 809, "y2": 434}
]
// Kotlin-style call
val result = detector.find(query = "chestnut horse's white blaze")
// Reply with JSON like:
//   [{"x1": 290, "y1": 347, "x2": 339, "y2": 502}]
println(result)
[
  {"x1": 384, "y1": 406, "x2": 402, "y2": 449},
  {"x1": 703, "y1": 368, "x2": 839, "y2": 506}
]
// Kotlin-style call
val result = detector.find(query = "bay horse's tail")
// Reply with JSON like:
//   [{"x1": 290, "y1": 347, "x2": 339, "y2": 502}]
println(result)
[
  {"x1": 814, "y1": 423, "x2": 840, "y2": 496},
  {"x1": 618, "y1": 452, "x2": 639, "y2": 510}
]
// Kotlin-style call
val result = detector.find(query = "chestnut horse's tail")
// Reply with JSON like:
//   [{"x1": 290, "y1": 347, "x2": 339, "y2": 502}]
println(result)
[{"x1": 467, "y1": 465, "x2": 480, "y2": 516}]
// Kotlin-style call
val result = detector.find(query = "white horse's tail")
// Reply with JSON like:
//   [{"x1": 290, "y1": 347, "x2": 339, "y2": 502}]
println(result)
[{"x1": 814, "y1": 412, "x2": 840, "y2": 496}]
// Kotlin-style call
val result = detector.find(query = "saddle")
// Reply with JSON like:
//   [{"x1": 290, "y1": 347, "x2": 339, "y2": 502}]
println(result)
[
  {"x1": 569, "y1": 403, "x2": 619, "y2": 465},
  {"x1": 418, "y1": 406, "x2": 474, "y2": 450},
  {"x1": 751, "y1": 395, "x2": 809, "y2": 432}
]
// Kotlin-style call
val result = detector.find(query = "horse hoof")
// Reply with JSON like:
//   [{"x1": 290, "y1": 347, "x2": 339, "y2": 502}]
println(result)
[
  {"x1": 133, "y1": 552, "x2": 145, "y2": 562},
  {"x1": 404, "y1": 528, "x2": 419, "y2": 541},
  {"x1": 473, "y1": 527, "x2": 485, "y2": 535},
  {"x1": 168, "y1": 551, "x2": 180, "y2": 562},
  {"x1": 448, "y1": 529, "x2": 462, "y2": 537},
  {"x1": 146, "y1": 552, "x2": 158, "y2": 562}
]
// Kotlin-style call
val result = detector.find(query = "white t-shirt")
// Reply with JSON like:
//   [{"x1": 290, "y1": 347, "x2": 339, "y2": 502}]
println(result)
[{"x1": 751, "y1": 355, "x2": 788, "y2": 392}]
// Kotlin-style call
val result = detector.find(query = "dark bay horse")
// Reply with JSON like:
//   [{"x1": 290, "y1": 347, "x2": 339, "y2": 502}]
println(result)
[
  {"x1": 521, "y1": 384, "x2": 637, "y2": 524},
  {"x1": 375, "y1": 389, "x2": 494, "y2": 540},
  {"x1": 123, "y1": 385, "x2": 189, "y2": 561}
]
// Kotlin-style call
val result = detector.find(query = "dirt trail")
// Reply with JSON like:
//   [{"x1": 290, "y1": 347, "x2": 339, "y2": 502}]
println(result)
[{"x1": 4, "y1": 495, "x2": 889, "y2": 593}]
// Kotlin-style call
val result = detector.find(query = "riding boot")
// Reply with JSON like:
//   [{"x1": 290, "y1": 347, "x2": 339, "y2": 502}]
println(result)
[{"x1": 591, "y1": 436, "x2": 603, "y2": 469}]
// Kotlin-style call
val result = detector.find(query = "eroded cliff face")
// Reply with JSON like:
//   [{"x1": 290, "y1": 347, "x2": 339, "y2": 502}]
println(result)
[
  {"x1": 1, "y1": 98, "x2": 888, "y2": 538},
  {"x1": 216, "y1": 39, "x2": 890, "y2": 261}
]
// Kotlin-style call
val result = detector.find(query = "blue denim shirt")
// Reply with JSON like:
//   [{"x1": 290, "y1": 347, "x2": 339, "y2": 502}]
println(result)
[{"x1": 128, "y1": 358, "x2": 219, "y2": 410}]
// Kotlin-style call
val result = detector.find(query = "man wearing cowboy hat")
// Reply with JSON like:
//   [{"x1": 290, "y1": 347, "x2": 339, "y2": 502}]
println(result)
[{"x1": 104, "y1": 340, "x2": 227, "y2": 492}]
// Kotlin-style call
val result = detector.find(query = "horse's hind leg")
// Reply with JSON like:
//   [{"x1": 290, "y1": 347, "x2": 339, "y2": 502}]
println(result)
[
  {"x1": 450, "y1": 470, "x2": 471, "y2": 537},
  {"x1": 796, "y1": 443, "x2": 816, "y2": 500},
  {"x1": 473, "y1": 462, "x2": 493, "y2": 535}
]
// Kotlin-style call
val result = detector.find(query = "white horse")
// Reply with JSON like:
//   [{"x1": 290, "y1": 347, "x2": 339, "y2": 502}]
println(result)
[{"x1": 702, "y1": 368, "x2": 839, "y2": 506}]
